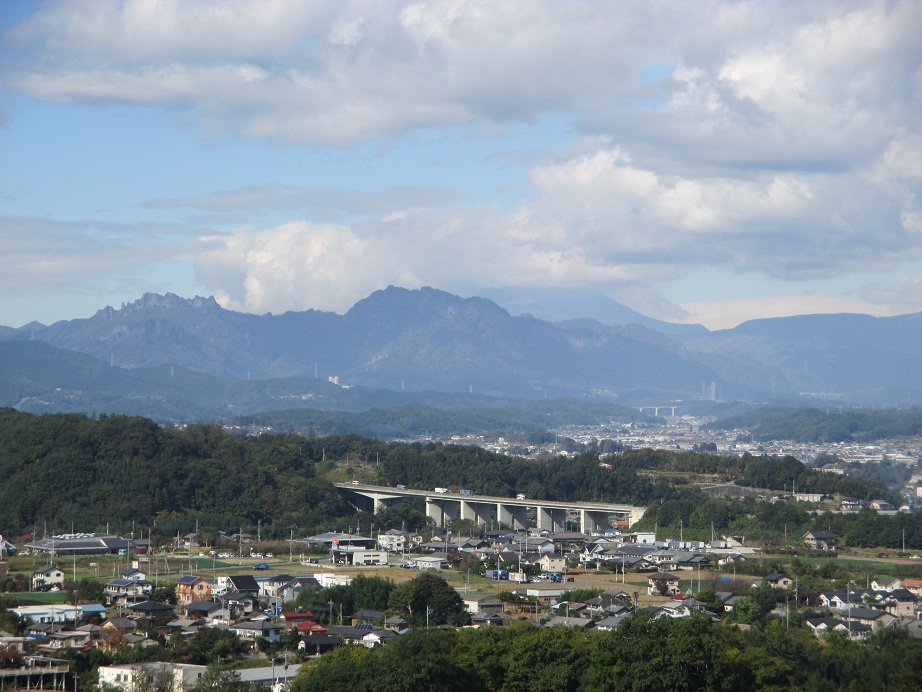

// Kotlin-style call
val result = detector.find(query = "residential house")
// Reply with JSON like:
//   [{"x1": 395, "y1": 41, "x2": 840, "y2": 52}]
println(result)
[
  {"x1": 803, "y1": 530, "x2": 837, "y2": 551},
  {"x1": 128, "y1": 601, "x2": 175, "y2": 619},
  {"x1": 806, "y1": 617, "x2": 871, "y2": 641},
  {"x1": 462, "y1": 594, "x2": 503, "y2": 615},
  {"x1": 902, "y1": 578, "x2": 922, "y2": 597},
  {"x1": 155, "y1": 618, "x2": 203, "y2": 639},
  {"x1": 99, "y1": 618, "x2": 138, "y2": 652},
  {"x1": 471, "y1": 612, "x2": 504, "y2": 627},
  {"x1": 883, "y1": 589, "x2": 918, "y2": 617},
  {"x1": 351, "y1": 609, "x2": 384, "y2": 626},
  {"x1": 325, "y1": 624, "x2": 381, "y2": 644},
  {"x1": 843, "y1": 608, "x2": 898, "y2": 632},
  {"x1": 281, "y1": 610, "x2": 316, "y2": 630},
  {"x1": 261, "y1": 573, "x2": 294, "y2": 598},
  {"x1": 36, "y1": 630, "x2": 93, "y2": 654},
  {"x1": 614, "y1": 545, "x2": 655, "y2": 559},
  {"x1": 517, "y1": 538, "x2": 556, "y2": 554},
  {"x1": 299, "y1": 633, "x2": 341, "y2": 655},
  {"x1": 183, "y1": 601, "x2": 228, "y2": 623},
  {"x1": 231, "y1": 620, "x2": 282, "y2": 646},
  {"x1": 224, "y1": 575, "x2": 260, "y2": 597},
  {"x1": 525, "y1": 588, "x2": 564, "y2": 606},
  {"x1": 31, "y1": 565, "x2": 65, "y2": 591},
  {"x1": 537, "y1": 553, "x2": 567, "y2": 574},
  {"x1": 278, "y1": 575, "x2": 322, "y2": 601},
  {"x1": 818, "y1": 591, "x2": 849, "y2": 610},
  {"x1": 585, "y1": 590, "x2": 633, "y2": 615},
  {"x1": 595, "y1": 614, "x2": 630, "y2": 631},
  {"x1": 383, "y1": 615, "x2": 409, "y2": 631},
  {"x1": 647, "y1": 572, "x2": 681, "y2": 596},
  {"x1": 175, "y1": 576, "x2": 213, "y2": 606},
  {"x1": 377, "y1": 529, "x2": 422, "y2": 553},
  {"x1": 361, "y1": 629, "x2": 396, "y2": 648},
  {"x1": 871, "y1": 577, "x2": 901, "y2": 592},
  {"x1": 24, "y1": 622, "x2": 61, "y2": 638},
  {"x1": 104, "y1": 577, "x2": 154, "y2": 606},
  {"x1": 765, "y1": 573, "x2": 794, "y2": 589},
  {"x1": 659, "y1": 602, "x2": 693, "y2": 619},
  {"x1": 219, "y1": 591, "x2": 256, "y2": 618},
  {"x1": 556, "y1": 601, "x2": 590, "y2": 619},
  {"x1": 724, "y1": 595, "x2": 743, "y2": 612}
]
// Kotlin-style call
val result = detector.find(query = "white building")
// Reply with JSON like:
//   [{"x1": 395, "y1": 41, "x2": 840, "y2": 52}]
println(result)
[
  {"x1": 332, "y1": 547, "x2": 388, "y2": 566},
  {"x1": 11, "y1": 605, "x2": 81, "y2": 624},
  {"x1": 97, "y1": 662, "x2": 207, "y2": 691},
  {"x1": 311, "y1": 573, "x2": 353, "y2": 588}
]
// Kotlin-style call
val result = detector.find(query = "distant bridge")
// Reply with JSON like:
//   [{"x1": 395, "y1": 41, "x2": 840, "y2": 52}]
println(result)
[
  {"x1": 334, "y1": 483, "x2": 646, "y2": 533},
  {"x1": 639, "y1": 405, "x2": 678, "y2": 417}
]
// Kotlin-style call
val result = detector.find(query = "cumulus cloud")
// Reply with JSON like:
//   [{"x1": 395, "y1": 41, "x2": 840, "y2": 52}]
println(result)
[
  {"x1": 185, "y1": 136, "x2": 922, "y2": 320},
  {"x1": 3, "y1": 1, "x2": 922, "y2": 325},
  {"x1": 7, "y1": 1, "x2": 916, "y2": 150}
]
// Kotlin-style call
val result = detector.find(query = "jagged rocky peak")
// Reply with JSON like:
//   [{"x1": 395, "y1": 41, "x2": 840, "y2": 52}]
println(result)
[
  {"x1": 129, "y1": 293, "x2": 221, "y2": 311},
  {"x1": 92, "y1": 293, "x2": 222, "y2": 320}
]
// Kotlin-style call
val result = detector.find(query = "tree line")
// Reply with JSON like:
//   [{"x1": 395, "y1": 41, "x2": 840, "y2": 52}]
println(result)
[
  {"x1": 0, "y1": 409, "x2": 912, "y2": 549},
  {"x1": 290, "y1": 614, "x2": 922, "y2": 691}
]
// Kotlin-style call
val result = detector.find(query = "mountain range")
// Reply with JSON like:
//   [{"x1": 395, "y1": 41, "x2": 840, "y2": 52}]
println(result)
[{"x1": 2, "y1": 286, "x2": 920, "y2": 419}]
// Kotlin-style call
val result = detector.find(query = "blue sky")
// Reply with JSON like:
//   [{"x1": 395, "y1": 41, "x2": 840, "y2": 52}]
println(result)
[{"x1": 1, "y1": 1, "x2": 921, "y2": 329}]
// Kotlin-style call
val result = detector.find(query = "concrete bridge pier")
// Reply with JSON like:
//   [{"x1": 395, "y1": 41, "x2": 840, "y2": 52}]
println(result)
[
  {"x1": 537, "y1": 506, "x2": 567, "y2": 532},
  {"x1": 426, "y1": 498, "x2": 460, "y2": 528},
  {"x1": 460, "y1": 500, "x2": 495, "y2": 526},
  {"x1": 497, "y1": 502, "x2": 528, "y2": 530},
  {"x1": 580, "y1": 509, "x2": 610, "y2": 534},
  {"x1": 372, "y1": 496, "x2": 400, "y2": 512}
]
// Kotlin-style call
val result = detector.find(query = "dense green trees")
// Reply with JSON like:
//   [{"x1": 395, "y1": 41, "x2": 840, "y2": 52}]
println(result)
[
  {"x1": 0, "y1": 408, "x2": 914, "y2": 548},
  {"x1": 290, "y1": 614, "x2": 922, "y2": 691},
  {"x1": 0, "y1": 409, "x2": 355, "y2": 536},
  {"x1": 292, "y1": 575, "x2": 396, "y2": 623},
  {"x1": 713, "y1": 406, "x2": 922, "y2": 443},
  {"x1": 387, "y1": 572, "x2": 465, "y2": 626}
]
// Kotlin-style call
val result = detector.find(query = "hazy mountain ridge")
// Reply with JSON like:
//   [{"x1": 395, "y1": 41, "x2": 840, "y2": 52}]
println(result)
[
  {"x1": 2, "y1": 287, "x2": 723, "y2": 400},
  {"x1": 685, "y1": 311, "x2": 922, "y2": 402},
  {"x1": 3, "y1": 287, "x2": 921, "y2": 407}
]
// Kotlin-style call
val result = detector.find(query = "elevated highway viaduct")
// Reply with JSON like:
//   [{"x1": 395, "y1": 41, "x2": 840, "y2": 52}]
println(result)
[{"x1": 334, "y1": 483, "x2": 646, "y2": 533}]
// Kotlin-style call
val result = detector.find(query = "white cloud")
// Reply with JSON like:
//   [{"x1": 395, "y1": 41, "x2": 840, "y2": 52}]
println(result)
[
  {"x1": 9, "y1": 0, "x2": 914, "y2": 151},
  {"x1": 3, "y1": 1, "x2": 922, "y2": 326}
]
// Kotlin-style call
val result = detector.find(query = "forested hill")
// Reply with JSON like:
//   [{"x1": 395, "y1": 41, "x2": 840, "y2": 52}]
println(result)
[
  {"x1": 711, "y1": 406, "x2": 922, "y2": 442},
  {"x1": 0, "y1": 409, "x2": 666, "y2": 537},
  {"x1": 0, "y1": 410, "x2": 891, "y2": 545}
]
